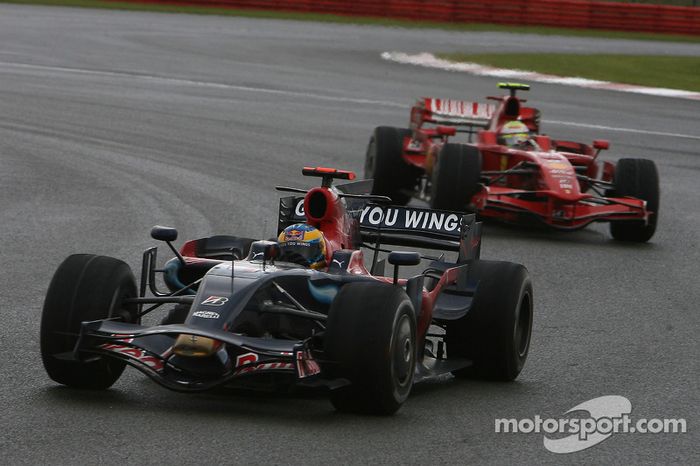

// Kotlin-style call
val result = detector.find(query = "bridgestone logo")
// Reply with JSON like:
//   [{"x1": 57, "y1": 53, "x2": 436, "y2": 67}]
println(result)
[
  {"x1": 192, "y1": 311, "x2": 220, "y2": 319},
  {"x1": 201, "y1": 296, "x2": 228, "y2": 306}
]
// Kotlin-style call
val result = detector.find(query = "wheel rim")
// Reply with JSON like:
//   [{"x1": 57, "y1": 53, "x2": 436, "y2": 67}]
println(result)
[
  {"x1": 391, "y1": 314, "x2": 414, "y2": 388},
  {"x1": 514, "y1": 292, "x2": 533, "y2": 358}
]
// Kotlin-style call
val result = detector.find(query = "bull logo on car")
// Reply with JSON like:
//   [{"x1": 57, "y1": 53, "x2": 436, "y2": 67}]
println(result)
[{"x1": 284, "y1": 229, "x2": 304, "y2": 241}]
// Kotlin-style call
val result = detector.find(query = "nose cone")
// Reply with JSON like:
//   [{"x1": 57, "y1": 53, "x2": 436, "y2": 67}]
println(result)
[{"x1": 173, "y1": 334, "x2": 221, "y2": 357}]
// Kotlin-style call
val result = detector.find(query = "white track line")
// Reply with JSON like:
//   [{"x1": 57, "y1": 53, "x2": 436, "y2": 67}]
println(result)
[
  {"x1": 2, "y1": 59, "x2": 698, "y2": 141},
  {"x1": 0, "y1": 61, "x2": 403, "y2": 108},
  {"x1": 381, "y1": 52, "x2": 700, "y2": 101},
  {"x1": 545, "y1": 120, "x2": 700, "y2": 141}
]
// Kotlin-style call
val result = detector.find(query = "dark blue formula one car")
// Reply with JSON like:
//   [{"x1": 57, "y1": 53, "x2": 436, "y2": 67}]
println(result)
[{"x1": 40, "y1": 167, "x2": 533, "y2": 415}]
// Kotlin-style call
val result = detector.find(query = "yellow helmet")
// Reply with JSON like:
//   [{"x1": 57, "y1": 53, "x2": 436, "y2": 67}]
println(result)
[{"x1": 498, "y1": 121, "x2": 531, "y2": 148}]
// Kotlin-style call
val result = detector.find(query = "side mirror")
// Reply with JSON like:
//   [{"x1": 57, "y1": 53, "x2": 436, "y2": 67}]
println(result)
[
  {"x1": 264, "y1": 242, "x2": 280, "y2": 261},
  {"x1": 593, "y1": 140, "x2": 610, "y2": 150},
  {"x1": 150, "y1": 225, "x2": 184, "y2": 265},
  {"x1": 246, "y1": 240, "x2": 279, "y2": 264},
  {"x1": 388, "y1": 251, "x2": 421, "y2": 284},
  {"x1": 151, "y1": 225, "x2": 178, "y2": 242},
  {"x1": 388, "y1": 252, "x2": 421, "y2": 266}
]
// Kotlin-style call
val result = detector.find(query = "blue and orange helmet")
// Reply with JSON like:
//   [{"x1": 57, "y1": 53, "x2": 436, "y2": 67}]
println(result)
[{"x1": 277, "y1": 224, "x2": 327, "y2": 269}]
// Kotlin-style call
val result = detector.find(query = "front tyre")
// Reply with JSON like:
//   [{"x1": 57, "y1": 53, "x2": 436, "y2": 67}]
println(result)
[
  {"x1": 446, "y1": 260, "x2": 533, "y2": 381},
  {"x1": 325, "y1": 282, "x2": 416, "y2": 415},
  {"x1": 609, "y1": 158, "x2": 660, "y2": 242},
  {"x1": 40, "y1": 254, "x2": 137, "y2": 389},
  {"x1": 365, "y1": 126, "x2": 418, "y2": 205}
]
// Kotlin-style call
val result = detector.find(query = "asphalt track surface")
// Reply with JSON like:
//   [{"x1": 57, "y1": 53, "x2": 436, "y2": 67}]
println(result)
[{"x1": 0, "y1": 4, "x2": 698, "y2": 464}]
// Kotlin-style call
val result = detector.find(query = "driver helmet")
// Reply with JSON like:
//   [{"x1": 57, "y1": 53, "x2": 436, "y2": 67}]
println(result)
[
  {"x1": 498, "y1": 120, "x2": 531, "y2": 148},
  {"x1": 277, "y1": 223, "x2": 327, "y2": 269}
]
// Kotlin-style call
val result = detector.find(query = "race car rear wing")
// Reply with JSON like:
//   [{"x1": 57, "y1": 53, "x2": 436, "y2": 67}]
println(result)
[
  {"x1": 413, "y1": 98, "x2": 495, "y2": 128},
  {"x1": 278, "y1": 194, "x2": 481, "y2": 262}
]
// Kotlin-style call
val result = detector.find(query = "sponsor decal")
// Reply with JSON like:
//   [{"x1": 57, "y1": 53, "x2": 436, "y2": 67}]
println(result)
[
  {"x1": 426, "y1": 98, "x2": 494, "y2": 119},
  {"x1": 238, "y1": 361, "x2": 294, "y2": 374},
  {"x1": 295, "y1": 348, "x2": 321, "y2": 379},
  {"x1": 550, "y1": 168, "x2": 572, "y2": 175},
  {"x1": 235, "y1": 352, "x2": 258, "y2": 368},
  {"x1": 559, "y1": 180, "x2": 574, "y2": 190},
  {"x1": 360, "y1": 205, "x2": 460, "y2": 234},
  {"x1": 192, "y1": 310, "x2": 220, "y2": 319},
  {"x1": 233, "y1": 352, "x2": 294, "y2": 376},
  {"x1": 284, "y1": 228, "x2": 304, "y2": 241},
  {"x1": 294, "y1": 200, "x2": 305, "y2": 218},
  {"x1": 292, "y1": 200, "x2": 462, "y2": 237},
  {"x1": 100, "y1": 340, "x2": 164, "y2": 372},
  {"x1": 547, "y1": 161, "x2": 569, "y2": 170},
  {"x1": 201, "y1": 296, "x2": 229, "y2": 306},
  {"x1": 332, "y1": 259, "x2": 345, "y2": 268},
  {"x1": 283, "y1": 240, "x2": 309, "y2": 248}
]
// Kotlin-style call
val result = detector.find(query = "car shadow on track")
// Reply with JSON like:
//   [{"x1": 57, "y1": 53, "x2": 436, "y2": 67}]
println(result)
[
  {"x1": 43, "y1": 383, "x2": 337, "y2": 420},
  {"x1": 480, "y1": 221, "x2": 657, "y2": 249},
  {"x1": 410, "y1": 374, "x2": 530, "y2": 399},
  {"x1": 41, "y1": 372, "x2": 533, "y2": 421}
]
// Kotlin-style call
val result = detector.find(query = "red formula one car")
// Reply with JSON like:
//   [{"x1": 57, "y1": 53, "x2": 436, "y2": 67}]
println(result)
[
  {"x1": 40, "y1": 167, "x2": 533, "y2": 415},
  {"x1": 365, "y1": 83, "x2": 660, "y2": 242}
]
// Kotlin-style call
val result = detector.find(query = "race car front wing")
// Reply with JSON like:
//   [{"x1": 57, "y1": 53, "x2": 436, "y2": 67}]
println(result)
[
  {"x1": 70, "y1": 320, "x2": 333, "y2": 392},
  {"x1": 472, "y1": 186, "x2": 649, "y2": 230}
]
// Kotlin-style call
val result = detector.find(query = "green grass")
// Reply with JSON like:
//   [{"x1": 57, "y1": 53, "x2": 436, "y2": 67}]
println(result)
[
  {"x1": 596, "y1": 0, "x2": 696, "y2": 4},
  {"x1": 3, "y1": 0, "x2": 700, "y2": 44},
  {"x1": 437, "y1": 53, "x2": 700, "y2": 92}
]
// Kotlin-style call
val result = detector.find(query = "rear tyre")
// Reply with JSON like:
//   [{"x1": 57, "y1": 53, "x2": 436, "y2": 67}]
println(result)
[
  {"x1": 430, "y1": 143, "x2": 482, "y2": 211},
  {"x1": 40, "y1": 254, "x2": 138, "y2": 389},
  {"x1": 365, "y1": 126, "x2": 418, "y2": 205},
  {"x1": 446, "y1": 260, "x2": 533, "y2": 381},
  {"x1": 325, "y1": 282, "x2": 416, "y2": 415},
  {"x1": 609, "y1": 158, "x2": 660, "y2": 242}
]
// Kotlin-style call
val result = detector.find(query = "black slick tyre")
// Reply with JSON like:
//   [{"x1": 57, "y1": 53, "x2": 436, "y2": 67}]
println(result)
[
  {"x1": 40, "y1": 254, "x2": 137, "y2": 389},
  {"x1": 609, "y1": 158, "x2": 660, "y2": 242},
  {"x1": 365, "y1": 126, "x2": 418, "y2": 205},
  {"x1": 325, "y1": 282, "x2": 416, "y2": 415},
  {"x1": 430, "y1": 143, "x2": 482, "y2": 211},
  {"x1": 446, "y1": 260, "x2": 533, "y2": 381}
]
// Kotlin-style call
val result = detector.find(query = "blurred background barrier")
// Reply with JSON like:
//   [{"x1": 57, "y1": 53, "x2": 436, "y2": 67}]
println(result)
[{"x1": 111, "y1": 0, "x2": 700, "y2": 35}]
